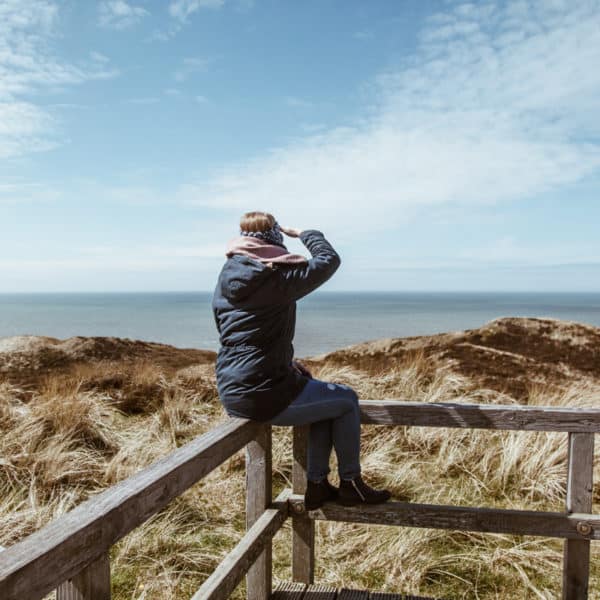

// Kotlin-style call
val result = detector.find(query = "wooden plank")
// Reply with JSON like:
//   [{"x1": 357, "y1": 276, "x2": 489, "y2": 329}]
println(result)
[
  {"x1": 369, "y1": 593, "x2": 441, "y2": 600},
  {"x1": 338, "y1": 588, "x2": 369, "y2": 600},
  {"x1": 190, "y1": 489, "x2": 289, "y2": 600},
  {"x1": 302, "y1": 583, "x2": 337, "y2": 599},
  {"x1": 56, "y1": 553, "x2": 110, "y2": 600},
  {"x1": 246, "y1": 424, "x2": 273, "y2": 600},
  {"x1": 562, "y1": 432, "x2": 594, "y2": 599},
  {"x1": 292, "y1": 426, "x2": 315, "y2": 585},
  {"x1": 0, "y1": 418, "x2": 259, "y2": 600},
  {"x1": 271, "y1": 581, "x2": 306, "y2": 599},
  {"x1": 359, "y1": 400, "x2": 600, "y2": 432},
  {"x1": 288, "y1": 494, "x2": 600, "y2": 540}
]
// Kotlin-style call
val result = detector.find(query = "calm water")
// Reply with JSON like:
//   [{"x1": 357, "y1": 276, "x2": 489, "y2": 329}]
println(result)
[{"x1": 1, "y1": 292, "x2": 600, "y2": 357}]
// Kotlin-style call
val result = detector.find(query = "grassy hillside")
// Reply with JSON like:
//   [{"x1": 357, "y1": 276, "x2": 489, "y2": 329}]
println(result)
[{"x1": 1, "y1": 318, "x2": 600, "y2": 599}]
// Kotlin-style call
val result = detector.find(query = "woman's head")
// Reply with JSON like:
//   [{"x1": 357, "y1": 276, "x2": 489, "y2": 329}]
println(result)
[
  {"x1": 240, "y1": 211, "x2": 276, "y2": 234},
  {"x1": 239, "y1": 211, "x2": 286, "y2": 248}
]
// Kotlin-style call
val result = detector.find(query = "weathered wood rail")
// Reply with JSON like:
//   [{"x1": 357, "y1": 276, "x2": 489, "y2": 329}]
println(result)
[{"x1": 0, "y1": 400, "x2": 597, "y2": 599}]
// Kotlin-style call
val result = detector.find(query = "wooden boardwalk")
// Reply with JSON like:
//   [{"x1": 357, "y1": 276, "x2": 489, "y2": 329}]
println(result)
[{"x1": 272, "y1": 581, "x2": 442, "y2": 599}]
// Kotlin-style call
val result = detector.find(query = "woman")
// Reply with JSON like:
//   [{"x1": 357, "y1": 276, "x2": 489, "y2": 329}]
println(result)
[{"x1": 212, "y1": 211, "x2": 391, "y2": 510}]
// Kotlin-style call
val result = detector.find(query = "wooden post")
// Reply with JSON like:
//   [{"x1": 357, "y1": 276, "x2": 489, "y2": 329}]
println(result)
[
  {"x1": 562, "y1": 432, "x2": 594, "y2": 599},
  {"x1": 56, "y1": 553, "x2": 110, "y2": 600},
  {"x1": 292, "y1": 425, "x2": 315, "y2": 584},
  {"x1": 245, "y1": 424, "x2": 273, "y2": 600}
]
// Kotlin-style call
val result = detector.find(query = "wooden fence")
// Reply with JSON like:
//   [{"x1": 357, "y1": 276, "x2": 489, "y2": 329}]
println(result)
[{"x1": 0, "y1": 400, "x2": 598, "y2": 599}]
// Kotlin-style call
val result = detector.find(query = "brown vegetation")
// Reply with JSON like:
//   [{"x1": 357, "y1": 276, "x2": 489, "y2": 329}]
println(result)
[{"x1": 1, "y1": 317, "x2": 600, "y2": 599}]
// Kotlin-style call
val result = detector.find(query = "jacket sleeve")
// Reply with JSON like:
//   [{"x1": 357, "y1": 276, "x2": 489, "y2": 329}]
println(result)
[{"x1": 273, "y1": 229, "x2": 341, "y2": 302}]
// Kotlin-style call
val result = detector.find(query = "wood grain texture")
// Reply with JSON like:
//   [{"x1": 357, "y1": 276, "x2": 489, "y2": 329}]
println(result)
[
  {"x1": 301, "y1": 583, "x2": 337, "y2": 599},
  {"x1": 292, "y1": 426, "x2": 315, "y2": 585},
  {"x1": 56, "y1": 553, "x2": 110, "y2": 600},
  {"x1": 288, "y1": 494, "x2": 599, "y2": 540},
  {"x1": 562, "y1": 432, "x2": 594, "y2": 599},
  {"x1": 270, "y1": 582, "x2": 444, "y2": 600},
  {"x1": 0, "y1": 418, "x2": 259, "y2": 600},
  {"x1": 246, "y1": 424, "x2": 273, "y2": 600},
  {"x1": 338, "y1": 589, "x2": 369, "y2": 600},
  {"x1": 359, "y1": 400, "x2": 600, "y2": 432},
  {"x1": 271, "y1": 581, "x2": 306, "y2": 599},
  {"x1": 190, "y1": 489, "x2": 289, "y2": 600}
]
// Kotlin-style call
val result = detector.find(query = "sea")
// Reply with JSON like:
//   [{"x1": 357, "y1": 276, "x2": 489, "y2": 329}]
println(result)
[{"x1": 1, "y1": 292, "x2": 600, "y2": 357}]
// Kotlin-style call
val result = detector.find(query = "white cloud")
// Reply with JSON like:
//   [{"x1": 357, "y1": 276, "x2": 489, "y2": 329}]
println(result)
[
  {"x1": 353, "y1": 30, "x2": 374, "y2": 41},
  {"x1": 169, "y1": 0, "x2": 225, "y2": 23},
  {"x1": 174, "y1": 57, "x2": 212, "y2": 82},
  {"x1": 0, "y1": 181, "x2": 61, "y2": 204},
  {"x1": 90, "y1": 51, "x2": 110, "y2": 63},
  {"x1": 285, "y1": 96, "x2": 314, "y2": 109},
  {"x1": 152, "y1": 0, "x2": 225, "y2": 39},
  {"x1": 186, "y1": 0, "x2": 600, "y2": 238},
  {"x1": 124, "y1": 97, "x2": 161, "y2": 105},
  {"x1": 98, "y1": 1, "x2": 149, "y2": 30},
  {"x1": 0, "y1": 0, "x2": 117, "y2": 159}
]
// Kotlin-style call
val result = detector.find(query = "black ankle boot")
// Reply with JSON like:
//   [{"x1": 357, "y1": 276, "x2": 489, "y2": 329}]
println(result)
[
  {"x1": 304, "y1": 477, "x2": 339, "y2": 510},
  {"x1": 337, "y1": 474, "x2": 391, "y2": 506}
]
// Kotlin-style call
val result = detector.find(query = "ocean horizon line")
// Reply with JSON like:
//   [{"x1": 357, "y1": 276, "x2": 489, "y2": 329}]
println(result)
[{"x1": 2, "y1": 290, "x2": 600, "y2": 295}]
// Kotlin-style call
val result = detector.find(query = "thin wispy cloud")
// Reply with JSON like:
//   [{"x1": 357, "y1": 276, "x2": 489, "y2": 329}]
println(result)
[
  {"x1": 353, "y1": 30, "x2": 373, "y2": 41},
  {"x1": 173, "y1": 57, "x2": 212, "y2": 82},
  {"x1": 169, "y1": 0, "x2": 225, "y2": 23},
  {"x1": 187, "y1": 0, "x2": 600, "y2": 238},
  {"x1": 285, "y1": 96, "x2": 314, "y2": 109},
  {"x1": 0, "y1": 0, "x2": 117, "y2": 159},
  {"x1": 90, "y1": 51, "x2": 110, "y2": 63},
  {"x1": 98, "y1": 1, "x2": 149, "y2": 30},
  {"x1": 0, "y1": 182, "x2": 61, "y2": 205},
  {"x1": 152, "y1": 0, "x2": 226, "y2": 40},
  {"x1": 124, "y1": 97, "x2": 161, "y2": 105}
]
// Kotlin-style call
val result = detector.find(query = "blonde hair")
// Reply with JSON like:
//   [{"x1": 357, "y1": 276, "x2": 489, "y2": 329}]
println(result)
[{"x1": 240, "y1": 211, "x2": 276, "y2": 233}]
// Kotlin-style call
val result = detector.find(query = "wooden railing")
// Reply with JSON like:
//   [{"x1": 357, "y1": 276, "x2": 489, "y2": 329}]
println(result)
[{"x1": 0, "y1": 400, "x2": 598, "y2": 599}]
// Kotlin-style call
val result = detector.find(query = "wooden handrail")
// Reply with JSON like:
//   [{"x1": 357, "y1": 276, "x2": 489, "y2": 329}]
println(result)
[
  {"x1": 359, "y1": 400, "x2": 600, "y2": 432},
  {"x1": 0, "y1": 418, "x2": 260, "y2": 600}
]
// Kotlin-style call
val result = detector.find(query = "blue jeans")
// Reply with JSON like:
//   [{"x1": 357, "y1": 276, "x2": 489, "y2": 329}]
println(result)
[{"x1": 265, "y1": 378, "x2": 362, "y2": 482}]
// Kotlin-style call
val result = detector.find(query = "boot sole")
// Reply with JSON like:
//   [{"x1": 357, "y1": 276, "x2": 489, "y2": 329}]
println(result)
[
  {"x1": 305, "y1": 494, "x2": 339, "y2": 511},
  {"x1": 336, "y1": 495, "x2": 391, "y2": 506}
]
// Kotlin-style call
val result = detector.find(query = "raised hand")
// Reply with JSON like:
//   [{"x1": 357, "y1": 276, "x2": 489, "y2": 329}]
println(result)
[{"x1": 279, "y1": 225, "x2": 303, "y2": 238}]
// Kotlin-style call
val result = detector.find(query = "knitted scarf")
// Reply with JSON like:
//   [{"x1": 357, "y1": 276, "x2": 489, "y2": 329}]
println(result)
[{"x1": 225, "y1": 221, "x2": 308, "y2": 265}]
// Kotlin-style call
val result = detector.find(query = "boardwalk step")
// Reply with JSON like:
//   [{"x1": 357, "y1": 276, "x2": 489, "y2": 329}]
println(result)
[{"x1": 271, "y1": 581, "x2": 444, "y2": 599}]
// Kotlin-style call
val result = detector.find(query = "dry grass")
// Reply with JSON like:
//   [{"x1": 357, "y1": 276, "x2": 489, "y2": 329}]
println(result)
[{"x1": 1, "y1": 354, "x2": 600, "y2": 600}]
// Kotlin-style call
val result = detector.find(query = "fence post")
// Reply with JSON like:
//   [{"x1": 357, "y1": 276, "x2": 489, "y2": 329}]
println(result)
[
  {"x1": 246, "y1": 424, "x2": 273, "y2": 600},
  {"x1": 56, "y1": 553, "x2": 110, "y2": 600},
  {"x1": 562, "y1": 432, "x2": 594, "y2": 599},
  {"x1": 292, "y1": 425, "x2": 315, "y2": 584}
]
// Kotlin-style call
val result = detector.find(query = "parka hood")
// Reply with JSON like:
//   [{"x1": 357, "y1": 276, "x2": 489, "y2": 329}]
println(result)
[{"x1": 219, "y1": 255, "x2": 273, "y2": 302}]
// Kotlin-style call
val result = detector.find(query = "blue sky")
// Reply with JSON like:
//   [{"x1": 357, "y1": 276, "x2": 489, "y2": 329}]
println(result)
[{"x1": 2, "y1": 0, "x2": 600, "y2": 292}]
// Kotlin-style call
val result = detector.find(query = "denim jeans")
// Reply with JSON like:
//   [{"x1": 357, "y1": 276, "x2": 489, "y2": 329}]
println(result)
[{"x1": 265, "y1": 377, "x2": 362, "y2": 482}]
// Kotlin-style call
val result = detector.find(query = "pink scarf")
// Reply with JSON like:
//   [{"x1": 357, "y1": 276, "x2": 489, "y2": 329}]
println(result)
[{"x1": 225, "y1": 236, "x2": 308, "y2": 264}]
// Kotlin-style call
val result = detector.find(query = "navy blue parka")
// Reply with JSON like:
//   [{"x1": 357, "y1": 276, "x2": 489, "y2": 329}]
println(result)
[{"x1": 211, "y1": 229, "x2": 341, "y2": 422}]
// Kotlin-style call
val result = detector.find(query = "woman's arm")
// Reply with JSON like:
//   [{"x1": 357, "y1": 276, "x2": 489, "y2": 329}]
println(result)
[{"x1": 274, "y1": 229, "x2": 341, "y2": 302}]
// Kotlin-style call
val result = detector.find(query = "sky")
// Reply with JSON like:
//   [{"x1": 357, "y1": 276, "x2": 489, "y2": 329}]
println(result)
[{"x1": 1, "y1": 0, "x2": 600, "y2": 293}]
